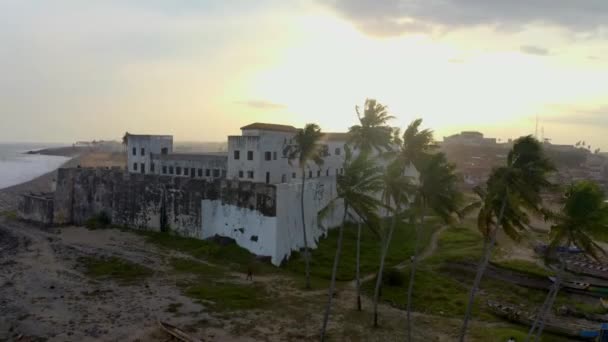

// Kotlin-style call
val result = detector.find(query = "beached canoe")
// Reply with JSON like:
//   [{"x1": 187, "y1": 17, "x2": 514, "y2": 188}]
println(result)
[{"x1": 158, "y1": 320, "x2": 202, "y2": 342}]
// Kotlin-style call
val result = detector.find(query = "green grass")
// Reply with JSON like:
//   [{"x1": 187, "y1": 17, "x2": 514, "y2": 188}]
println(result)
[
  {"x1": 165, "y1": 302, "x2": 183, "y2": 313},
  {"x1": 469, "y1": 325, "x2": 572, "y2": 342},
  {"x1": 1, "y1": 210, "x2": 18, "y2": 220},
  {"x1": 493, "y1": 259, "x2": 554, "y2": 278},
  {"x1": 283, "y1": 220, "x2": 440, "y2": 283},
  {"x1": 169, "y1": 257, "x2": 225, "y2": 277},
  {"x1": 425, "y1": 225, "x2": 484, "y2": 265},
  {"x1": 183, "y1": 281, "x2": 268, "y2": 311},
  {"x1": 80, "y1": 256, "x2": 153, "y2": 284},
  {"x1": 362, "y1": 266, "x2": 480, "y2": 318}
]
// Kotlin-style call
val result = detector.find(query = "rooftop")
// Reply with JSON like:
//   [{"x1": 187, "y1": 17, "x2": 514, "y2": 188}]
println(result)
[{"x1": 241, "y1": 123, "x2": 297, "y2": 133}]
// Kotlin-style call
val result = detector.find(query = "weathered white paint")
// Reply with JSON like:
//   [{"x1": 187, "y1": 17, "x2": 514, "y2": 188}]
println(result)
[
  {"x1": 201, "y1": 199, "x2": 278, "y2": 262},
  {"x1": 150, "y1": 153, "x2": 227, "y2": 180},
  {"x1": 126, "y1": 135, "x2": 173, "y2": 174}
]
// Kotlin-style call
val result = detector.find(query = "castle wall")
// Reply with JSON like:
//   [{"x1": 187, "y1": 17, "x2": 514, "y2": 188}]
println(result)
[{"x1": 18, "y1": 194, "x2": 54, "y2": 226}]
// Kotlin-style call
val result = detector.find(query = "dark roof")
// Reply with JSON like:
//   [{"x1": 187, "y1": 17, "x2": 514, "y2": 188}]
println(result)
[{"x1": 240, "y1": 123, "x2": 297, "y2": 133}]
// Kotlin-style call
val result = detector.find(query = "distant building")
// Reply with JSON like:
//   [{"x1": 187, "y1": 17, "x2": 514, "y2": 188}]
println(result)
[{"x1": 443, "y1": 131, "x2": 497, "y2": 147}]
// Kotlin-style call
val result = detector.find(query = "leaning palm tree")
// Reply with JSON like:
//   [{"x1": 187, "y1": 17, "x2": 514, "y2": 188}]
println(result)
[
  {"x1": 526, "y1": 181, "x2": 608, "y2": 341},
  {"x1": 284, "y1": 123, "x2": 325, "y2": 290},
  {"x1": 372, "y1": 160, "x2": 413, "y2": 327},
  {"x1": 459, "y1": 136, "x2": 555, "y2": 342},
  {"x1": 405, "y1": 152, "x2": 461, "y2": 341},
  {"x1": 372, "y1": 118, "x2": 436, "y2": 327},
  {"x1": 122, "y1": 132, "x2": 130, "y2": 152},
  {"x1": 319, "y1": 148, "x2": 384, "y2": 342},
  {"x1": 348, "y1": 99, "x2": 395, "y2": 154},
  {"x1": 348, "y1": 98, "x2": 395, "y2": 311}
]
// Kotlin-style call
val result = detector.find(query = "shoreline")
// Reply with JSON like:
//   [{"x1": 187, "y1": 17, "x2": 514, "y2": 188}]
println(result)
[{"x1": 0, "y1": 156, "x2": 81, "y2": 213}]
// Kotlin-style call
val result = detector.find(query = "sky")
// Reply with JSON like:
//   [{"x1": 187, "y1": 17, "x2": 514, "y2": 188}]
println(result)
[{"x1": 1, "y1": 0, "x2": 608, "y2": 149}]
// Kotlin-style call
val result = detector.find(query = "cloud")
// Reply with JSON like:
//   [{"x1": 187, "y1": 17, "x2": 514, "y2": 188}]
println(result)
[
  {"x1": 234, "y1": 100, "x2": 287, "y2": 110},
  {"x1": 322, "y1": 0, "x2": 608, "y2": 37},
  {"x1": 520, "y1": 45, "x2": 550, "y2": 56}
]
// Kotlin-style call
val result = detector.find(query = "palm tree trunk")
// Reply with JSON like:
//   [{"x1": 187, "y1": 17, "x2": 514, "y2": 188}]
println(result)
[
  {"x1": 525, "y1": 283, "x2": 556, "y2": 342},
  {"x1": 406, "y1": 210, "x2": 425, "y2": 342},
  {"x1": 301, "y1": 168, "x2": 311, "y2": 290},
  {"x1": 373, "y1": 205, "x2": 399, "y2": 327},
  {"x1": 459, "y1": 197, "x2": 507, "y2": 342},
  {"x1": 527, "y1": 260, "x2": 564, "y2": 341},
  {"x1": 320, "y1": 204, "x2": 349, "y2": 342},
  {"x1": 356, "y1": 221, "x2": 362, "y2": 311}
]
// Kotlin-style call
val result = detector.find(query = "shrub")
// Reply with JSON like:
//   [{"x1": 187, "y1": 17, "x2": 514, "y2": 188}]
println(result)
[
  {"x1": 383, "y1": 267, "x2": 405, "y2": 287},
  {"x1": 85, "y1": 212, "x2": 111, "y2": 229}
]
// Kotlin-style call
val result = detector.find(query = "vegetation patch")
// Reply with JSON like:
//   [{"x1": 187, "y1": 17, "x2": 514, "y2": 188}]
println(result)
[
  {"x1": 183, "y1": 281, "x2": 268, "y2": 311},
  {"x1": 80, "y1": 256, "x2": 152, "y2": 284},
  {"x1": 425, "y1": 226, "x2": 483, "y2": 265},
  {"x1": 284, "y1": 220, "x2": 440, "y2": 283},
  {"x1": 165, "y1": 302, "x2": 183, "y2": 313},
  {"x1": 85, "y1": 212, "x2": 111, "y2": 229},
  {"x1": 1, "y1": 210, "x2": 18, "y2": 220},
  {"x1": 169, "y1": 257, "x2": 224, "y2": 277}
]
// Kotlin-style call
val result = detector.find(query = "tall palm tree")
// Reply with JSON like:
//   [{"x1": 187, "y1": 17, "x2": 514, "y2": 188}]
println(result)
[
  {"x1": 348, "y1": 99, "x2": 395, "y2": 154},
  {"x1": 405, "y1": 152, "x2": 461, "y2": 341},
  {"x1": 526, "y1": 181, "x2": 608, "y2": 341},
  {"x1": 459, "y1": 136, "x2": 555, "y2": 341},
  {"x1": 372, "y1": 118, "x2": 435, "y2": 327},
  {"x1": 319, "y1": 148, "x2": 384, "y2": 341},
  {"x1": 372, "y1": 160, "x2": 412, "y2": 327},
  {"x1": 122, "y1": 132, "x2": 130, "y2": 152},
  {"x1": 348, "y1": 98, "x2": 395, "y2": 310},
  {"x1": 285, "y1": 123, "x2": 325, "y2": 290}
]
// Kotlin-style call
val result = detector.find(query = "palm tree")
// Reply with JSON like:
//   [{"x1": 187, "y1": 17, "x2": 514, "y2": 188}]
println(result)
[
  {"x1": 348, "y1": 99, "x2": 395, "y2": 154},
  {"x1": 459, "y1": 136, "x2": 555, "y2": 342},
  {"x1": 405, "y1": 152, "x2": 461, "y2": 341},
  {"x1": 319, "y1": 148, "x2": 384, "y2": 341},
  {"x1": 372, "y1": 118, "x2": 435, "y2": 327},
  {"x1": 348, "y1": 98, "x2": 395, "y2": 310},
  {"x1": 122, "y1": 132, "x2": 130, "y2": 152},
  {"x1": 284, "y1": 123, "x2": 325, "y2": 290},
  {"x1": 526, "y1": 181, "x2": 608, "y2": 341}
]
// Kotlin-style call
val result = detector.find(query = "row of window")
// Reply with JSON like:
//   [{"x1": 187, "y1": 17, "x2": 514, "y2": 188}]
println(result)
[
  {"x1": 131, "y1": 147, "x2": 169, "y2": 156},
  {"x1": 237, "y1": 170, "x2": 255, "y2": 179},
  {"x1": 233, "y1": 148, "x2": 341, "y2": 161},
  {"x1": 133, "y1": 162, "x2": 224, "y2": 178},
  {"x1": 291, "y1": 168, "x2": 343, "y2": 179}
]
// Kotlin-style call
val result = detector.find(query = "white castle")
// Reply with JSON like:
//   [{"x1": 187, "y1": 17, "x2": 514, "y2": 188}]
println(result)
[{"x1": 126, "y1": 123, "x2": 417, "y2": 265}]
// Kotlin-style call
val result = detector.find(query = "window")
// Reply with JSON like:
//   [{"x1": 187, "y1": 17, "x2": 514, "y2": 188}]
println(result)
[
  {"x1": 190, "y1": 168, "x2": 195, "y2": 178},
  {"x1": 340, "y1": 168, "x2": 344, "y2": 175},
  {"x1": 222, "y1": 170, "x2": 227, "y2": 177},
  {"x1": 140, "y1": 163, "x2": 145, "y2": 174},
  {"x1": 292, "y1": 172, "x2": 296, "y2": 179},
  {"x1": 282, "y1": 174, "x2": 287, "y2": 183},
  {"x1": 266, "y1": 172, "x2": 270, "y2": 184},
  {"x1": 326, "y1": 169, "x2": 329, "y2": 176},
  {"x1": 247, "y1": 171, "x2": 254, "y2": 179},
  {"x1": 169, "y1": 166, "x2": 174, "y2": 174},
  {"x1": 176, "y1": 167, "x2": 182, "y2": 175},
  {"x1": 234, "y1": 150, "x2": 240, "y2": 160},
  {"x1": 205, "y1": 169, "x2": 210, "y2": 177},
  {"x1": 161, "y1": 147, "x2": 168, "y2": 155},
  {"x1": 265, "y1": 151, "x2": 272, "y2": 161},
  {"x1": 150, "y1": 163, "x2": 155, "y2": 173},
  {"x1": 273, "y1": 152, "x2": 277, "y2": 160},
  {"x1": 184, "y1": 168, "x2": 189, "y2": 176},
  {"x1": 317, "y1": 170, "x2": 321, "y2": 177},
  {"x1": 213, "y1": 169, "x2": 220, "y2": 177},
  {"x1": 335, "y1": 147, "x2": 341, "y2": 156},
  {"x1": 309, "y1": 170, "x2": 312, "y2": 178},
  {"x1": 132, "y1": 147, "x2": 136, "y2": 156},
  {"x1": 247, "y1": 151, "x2": 254, "y2": 160},
  {"x1": 162, "y1": 166, "x2": 167, "y2": 174},
  {"x1": 198, "y1": 169, "x2": 203, "y2": 177},
  {"x1": 141, "y1": 147, "x2": 145, "y2": 156},
  {"x1": 133, "y1": 163, "x2": 138, "y2": 171},
  {"x1": 239, "y1": 170, "x2": 244, "y2": 178}
]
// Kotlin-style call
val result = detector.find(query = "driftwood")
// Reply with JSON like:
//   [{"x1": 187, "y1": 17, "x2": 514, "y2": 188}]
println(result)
[{"x1": 158, "y1": 320, "x2": 202, "y2": 342}]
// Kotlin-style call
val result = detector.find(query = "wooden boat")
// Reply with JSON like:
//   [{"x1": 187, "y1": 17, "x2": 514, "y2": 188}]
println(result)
[
  {"x1": 600, "y1": 298, "x2": 608, "y2": 310},
  {"x1": 566, "y1": 259, "x2": 608, "y2": 280},
  {"x1": 550, "y1": 276, "x2": 591, "y2": 290},
  {"x1": 487, "y1": 301, "x2": 596, "y2": 339},
  {"x1": 158, "y1": 320, "x2": 202, "y2": 342}
]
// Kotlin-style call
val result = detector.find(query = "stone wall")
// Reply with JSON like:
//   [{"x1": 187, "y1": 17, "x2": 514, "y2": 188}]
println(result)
[
  {"x1": 52, "y1": 168, "x2": 276, "y2": 236},
  {"x1": 18, "y1": 193, "x2": 54, "y2": 226}
]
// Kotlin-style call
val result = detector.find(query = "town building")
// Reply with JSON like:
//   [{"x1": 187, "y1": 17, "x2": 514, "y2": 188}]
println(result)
[{"x1": 443, "y1": 131, "x2": 497, "y2": 147}]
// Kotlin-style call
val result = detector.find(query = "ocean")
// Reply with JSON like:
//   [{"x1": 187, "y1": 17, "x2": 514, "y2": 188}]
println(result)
[{"x1": 0, "y1": 143, "x2": 70, "y2": 190}]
